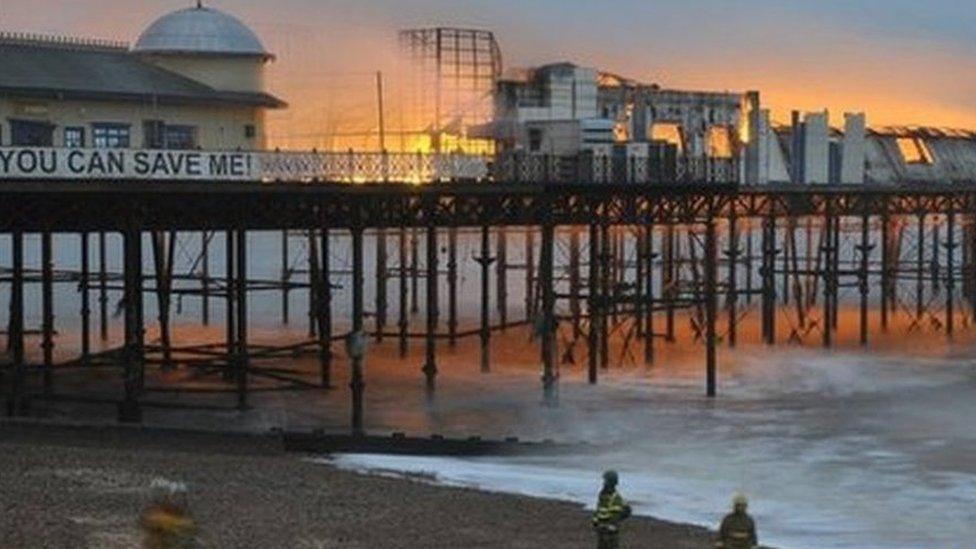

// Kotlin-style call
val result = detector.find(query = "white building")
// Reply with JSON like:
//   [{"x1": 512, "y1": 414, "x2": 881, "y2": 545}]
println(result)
[{"x1": 0, "y1": 4, "x2": 284, "y2": 151}]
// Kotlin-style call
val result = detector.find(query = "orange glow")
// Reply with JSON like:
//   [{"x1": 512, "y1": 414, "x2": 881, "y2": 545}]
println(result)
[
  {"x1": 651, "y1": 123, "x2": 684, "y2": 152},
  {"x1": 896, "y1": 137, "x2": 934, "y2": 164},
  {"x1": 707, "y1": 126, "x2": 734, "y2": 158}
]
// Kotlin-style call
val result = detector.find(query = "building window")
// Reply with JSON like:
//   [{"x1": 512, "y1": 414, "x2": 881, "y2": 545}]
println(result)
[
  {"x1": 64, "y1": 127, "x2": 85, "y2": 148},
  {"x1": 244, "y1": 124, "x2": 256, "y2": 139},
  {"x1": 92, "y1": 123, "x2": 130, "y2": 148},
  {"x1": 10, "y1": 119, "x2": 54, "y2": 146},
  {"x1": 651, "y1": 123, "x2": 685, "y2": 154},
  {"x1": 165, "y1": 125, "x2": 198, "y2": 150},
  {"x1": 706, "y1": 126, "x2": 733, "y2": 159},
  {"x1": 896, "y1": 137, "x2": 934, "y2": 165},
  {"x1": 528, "y1": 128, "x2": 543, "y2": 152},
  {"x1": 143, "y1": 120, "x2": 165, "y2": 149}
]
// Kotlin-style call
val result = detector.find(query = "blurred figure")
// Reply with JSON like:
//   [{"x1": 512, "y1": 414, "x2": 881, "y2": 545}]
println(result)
[
  {"x1": 716, "y1": 493, "x2": 758, "y2": 549},
  {"x1": 140, "y1": 478, "x2": 199, "y2": 549},
  {"x1": 591, "y1": 470, "x2": 632, "y2": 549}
]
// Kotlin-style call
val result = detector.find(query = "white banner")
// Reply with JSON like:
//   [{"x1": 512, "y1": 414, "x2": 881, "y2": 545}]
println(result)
[{"x1": 0, "y1": 148, "x2": 256, "y2": 181}]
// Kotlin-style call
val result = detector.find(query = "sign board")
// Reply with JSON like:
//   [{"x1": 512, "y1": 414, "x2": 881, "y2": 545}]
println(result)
[
  {"x1": 0, "y1": 148, "x2": 256, "y2": 181},
  {"x1": 0, "y1": 147, "x2": 491, "y2": 183}
]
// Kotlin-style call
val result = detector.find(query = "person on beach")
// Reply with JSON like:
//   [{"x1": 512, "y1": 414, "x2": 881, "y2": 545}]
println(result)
[
  {"x1": 715, "y1": 493, "x2": 758, "y2": 549},
  {"x1": 140, "y1": 478, "x2": 199, "y2": 549},
  {"x1": 592, "y1": 470, "x2": 632, "y2": 549}
]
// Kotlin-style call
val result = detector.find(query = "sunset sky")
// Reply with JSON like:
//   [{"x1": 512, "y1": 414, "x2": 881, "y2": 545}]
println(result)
[{"x1": 1, "y1": 0, "x2": 973, "y2": 146}]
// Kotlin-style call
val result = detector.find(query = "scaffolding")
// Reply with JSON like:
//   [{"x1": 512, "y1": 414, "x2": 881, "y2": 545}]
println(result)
[{"x1": 398, "y1": 28, "x2": 502, "y2": 153}]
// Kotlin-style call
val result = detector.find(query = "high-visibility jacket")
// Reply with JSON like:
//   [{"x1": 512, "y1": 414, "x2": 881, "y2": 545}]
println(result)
[{"x1": 592, "y1": 489, "x2": 631, "y2": 530}]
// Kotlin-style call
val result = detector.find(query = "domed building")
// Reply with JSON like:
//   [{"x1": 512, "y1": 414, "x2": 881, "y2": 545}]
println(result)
[{"x1": 0, "y1": 2, "x2": 284, "y2": 151}]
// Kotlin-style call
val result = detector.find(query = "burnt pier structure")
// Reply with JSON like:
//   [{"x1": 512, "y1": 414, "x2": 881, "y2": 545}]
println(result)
[{"x1": 2, "y1": 178, "x2": 975, "y2": 429}]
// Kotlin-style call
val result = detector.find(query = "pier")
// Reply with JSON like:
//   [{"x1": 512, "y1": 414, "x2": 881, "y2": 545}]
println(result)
[{"x1": 2, "y1": 152, "x2": 975, "y2": 430}]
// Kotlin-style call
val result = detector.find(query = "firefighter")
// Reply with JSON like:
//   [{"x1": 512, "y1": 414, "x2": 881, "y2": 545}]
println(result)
[
  {"x1": 715, "y1": 493, "x2": 758, "y2": 549},
  {"x1": 591, "y1": 470, "x2": 632, "y2": 549},
  {"x1": 140, "y1": 478, "x2": 199, "y2": 549}
]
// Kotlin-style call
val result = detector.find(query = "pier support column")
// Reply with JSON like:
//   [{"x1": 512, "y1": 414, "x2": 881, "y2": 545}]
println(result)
[
  {"x1": 447, "y1": 228, "x2": 458, "y2": 348},
  {"x1": 7, "y1": 232, "x2": 25, "y2": 416},
  {"x1": 761, "y1": 216, "x2": 777, "y2": 345},
  {"x1": 568, "y1": 229, "x2": 582, "y2": 343},
  {"x1": 281, "y1": 231, "x2": 289, "y2": 325},
  {"x1": 540, "y1": 222, "x2": 557, "y2": 405},
  {"x1": 880, "y1": 214, "x2": 891, "y2": 332},
  {"x1": 398, "y1": 229, "x2": 409, "y2": 358},
  {"x1": 235, "y1": 230, "x2": 248, "y2": 410},
  {"x1": 726, "y1": 214, "x2": 739, "y2": 349},
  {"x1": 375, "y1": 229, "x2": 388, "y2": 343},
  {"x1": 80, "y1": 233, "x2": 91, "y2": 366},
  {"x1": 599, "y1": 225, "x2": 611, "y2": 370},
  {"x1": 316, "y1": 229, "x2": 333, "y2": 388},
  {"x1": 307, "y1": 232, "x2": 318, "y2": 339},
  {"x1": 496, "y1": 228, "x2": 508, "y2": 330},
  {"x1": 946, "y1": 212, "x2": 956, "y2": 337},
  {"x1": 224, "y1": 231, "x2": 236, "y2": 384},
  {"x1": 858, "y1": 214, "x2": 872, "y2": 346},
  {"x1": 150, "y1": 232, "x2": 175, "y2": 370},
  {"x1": 98, "y1": 232, "x2": 109, "y2": 342},
  {"x1": 201, "y1": 232, "x2": 210, "y2": 326},
  {"x1": 822, "y1": 209, "x2": 835, "y2": 349},
  {"x1": 423, "y1": 226, "x2": 438, "y2": 393},
  {"x1": 478, "y1": 226, "x2": 494, "y2": 373},
  {"x1": 41, "y1": 232, "x2": 54, "y2": 397},
  {"x1": 119, "y1": 228, "x2": 143, "y2": 423},
  {"x1": 916, "y1": 214, "x2": 926, "y2": 327},
  {"x1": 644, "y1": 223, "x2": 656, "y2": 366},
  {"x1": 704, "y1": 220, "x2": 718, "y2": 398},
  {"x1": 525, "y1": 229, "x2": 536, "y2": 322},
  {"x1": 587, "y1": 223, "x2": 600, "y2": 384},
  {"x1": 350, "y1": 227, "x2": 366, "y2": 436},
  {"x1": 410, "y1": 228, "x2": 420, "y2": 314},
  {"x1": 664, "y1": 225, "x2": 676, "y2": 343}
]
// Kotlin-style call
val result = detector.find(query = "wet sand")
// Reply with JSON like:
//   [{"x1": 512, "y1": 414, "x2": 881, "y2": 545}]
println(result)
[{"x1": 0, "y1": 423, "x2": 715, "y2": 548}]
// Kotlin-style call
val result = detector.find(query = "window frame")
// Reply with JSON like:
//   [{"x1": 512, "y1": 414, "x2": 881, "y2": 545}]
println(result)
[{"x1": 92, "y1": 123, "x2": 131, "y2": 149}]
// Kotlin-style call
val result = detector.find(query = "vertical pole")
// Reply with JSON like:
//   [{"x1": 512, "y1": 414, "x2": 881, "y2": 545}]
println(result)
[
  {"x1": 479, "y1": 226, "x2": 492, "y2": 373},
  {"x1": 823, "y1": 209, "x2": 834, "y2": 349},
  {"x1": 635, "y1": 228, "x2": 646, "y2": 339},
  {"x1": 599, "y1": 224, "x2": 611, "y2": 370},
  {"x1": 916, "y1": 214, "x2": 925, "y2": 326},
  {"x1": 150, "y1": 232, "x2": 173, "y2": 370},
  {"x1": 569, "y1": 229, "x2": 581, "y2": 342},
  {"x1": 80, "y1": 233, "x2": 91, "y2": 365},
  {"x1": 98, "y1": 232, "x2": 108, "y2": 342},
  {"x1": 859, "y1": 213, "x2": 871, "y2": 346},
  {"x1": 375, "y1": 229, "x2": 388, "y2": 343},
  {"x1": 587, "y1": 223, "x2": 600, "y2": 384},
  {"x1": 7, "y1": 232, "x2": 25, "y2": 416},
  {"x1": 236, "y1": 229, "x2": 248, "y2": 410},
  {"x1": 946, "y1": 211, "x2": 956, "y2": 337},
  {"x1": 225, "y1": 231, "x2": 236, "y2": 383},
  {"x1": 307, "y1": 231, "x2": 318, "y2": 338},
  {"x1": 350, "y1": 227, "x2": 365, "y2": 436},
  {"x1": 496, "y1": 228, "x2": 508, "y2": 329},
  {"x1": 201, "y1": 232, "x2": 210, "y2": 326},
  {"x1": 119, "y1": 228, "x2": 142, "y2": 423},
  {"x1": 410, "y1": 228, "x2": 420, "y2": 314},
  {"x1": 727, "y1": 214, "x2": 739, "y2": 348},
  {"x1": 541, "y1": 223, "x2": 557, "y2": 404},
  {"x1": 318, "y1": 229, "x2": 333, "y2": 387},
  {"x1": 745, "y1": 226, "x2": 754, "y2": 305},
  {"x1": 705, "y1": 220, "x2": 718, "y2": 397},
  {"x1": 423, "y1": 226, "x2": 438, "y2": 392},
  {"x1": 447, "y1": 228, "x2": 458, "y2": 347},
  {"x1": 762, "y1": 215, "x2": 777, "y2": 344},
  {"x1": 880, "y1": 213, "x2": 890, "y2": 332},
  {"x1": 525, "y1": 229, "x2": 535, "y2": 321},
  {"x1": 664, "y1": 225, "x2": 676, "y2": 342},
  {"x1": 644, "y1": 223, "x2": 655, "y2": 365},
  {"x1": 281, "y1": 231, "x2": 289, "y2": 325},
  {"x1": 41, "y1": 232, "x2": 54, "y2": 397},
  {"x1": 398, "y1": 228, "x2": 409, "y2": 358}
]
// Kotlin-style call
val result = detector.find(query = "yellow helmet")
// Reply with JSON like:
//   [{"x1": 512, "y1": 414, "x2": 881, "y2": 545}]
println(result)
[{"x1": 732, "y1": 492, "x2": 749, "y2": 508}]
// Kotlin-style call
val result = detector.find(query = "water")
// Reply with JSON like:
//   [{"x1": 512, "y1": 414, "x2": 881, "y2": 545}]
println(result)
[
  {"x1": 332, "y1": 348, "x2": 976, "y2": 549},
  {"x1": 3, "y1": 231, "x2": 976, "y2": 547}
]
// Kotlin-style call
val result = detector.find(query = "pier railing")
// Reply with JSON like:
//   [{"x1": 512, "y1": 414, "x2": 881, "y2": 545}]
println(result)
[{"x1": 0, "y1": 147, "x2": 738, "y2": 185}]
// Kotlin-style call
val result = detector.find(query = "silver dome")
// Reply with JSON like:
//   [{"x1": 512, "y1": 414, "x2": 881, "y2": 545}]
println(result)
[{"x1": 134, "y1": 5, "x2": 270, "y2": 58}]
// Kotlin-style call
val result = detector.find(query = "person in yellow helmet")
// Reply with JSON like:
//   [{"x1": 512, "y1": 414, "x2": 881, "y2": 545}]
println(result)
[
  {"x1": 716, "y1": 493, "x2": 758, "y2": 549},
  {"x1": 591, "y1": 470, "x2": 632, "y2": 549},
  {"x1": 140, "y1": 478, "x2": 199, "y2": 549}
]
